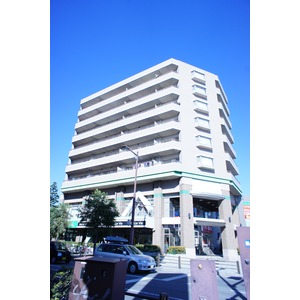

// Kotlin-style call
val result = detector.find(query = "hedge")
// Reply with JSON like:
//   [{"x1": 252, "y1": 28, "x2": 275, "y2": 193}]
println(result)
[
  {"x1": 135, "y1": 244, "x2": 161, "y2": 253},
  {"x1": 166, "y1": 246, "x2": 186, "y2": 254}
]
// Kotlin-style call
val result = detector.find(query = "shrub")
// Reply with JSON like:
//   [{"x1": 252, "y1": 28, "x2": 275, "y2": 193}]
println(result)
[
  {"x1": 167, "y1": 246, "x2": 186, "y2": 254},
  {"x1": 135, "y1": 244, "x2": 161, "y2": 253},
  {"x1": 50, "y1": 267, "x2": 73, "y2": 300}
]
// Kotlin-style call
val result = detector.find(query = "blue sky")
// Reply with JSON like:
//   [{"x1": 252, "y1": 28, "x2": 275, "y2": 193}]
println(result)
[{"x1": 50, "y1": 0, "x2": 250, "y2": 196}]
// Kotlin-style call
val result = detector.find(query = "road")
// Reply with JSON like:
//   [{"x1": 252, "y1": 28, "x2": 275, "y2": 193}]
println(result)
[
  {"x1": 124, "y1": 266, "x2": 246, "y2": 300},
  {"x1": 51, "y1": 258, "x2": 247, "y2": 299}
]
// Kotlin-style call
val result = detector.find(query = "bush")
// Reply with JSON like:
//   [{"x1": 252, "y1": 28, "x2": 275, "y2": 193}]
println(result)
[
  {"x1": 135, "y1": 244, "x2": 161, "y2": 253},
  {"x1": 167, "y1": 246, "x2": 186, "y2": 254},
  {"x1": 50, "y1": 267, "x2": 73, "y2": 300}
]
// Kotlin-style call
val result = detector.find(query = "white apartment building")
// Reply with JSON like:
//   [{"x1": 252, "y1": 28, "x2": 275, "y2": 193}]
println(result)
[{"x1": 61, "y1": 58, "x2": 243, "y2": 261}]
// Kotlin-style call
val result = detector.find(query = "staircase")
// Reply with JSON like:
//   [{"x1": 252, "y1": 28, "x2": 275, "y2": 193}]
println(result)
[{"x1": 159, "y1": 254, "x2": 241, "y2": 276}]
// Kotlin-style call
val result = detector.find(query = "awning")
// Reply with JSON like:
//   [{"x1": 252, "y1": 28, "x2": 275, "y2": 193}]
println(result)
[{"x1": 194, "y1": 217, "x2": 226, "y2": 227}]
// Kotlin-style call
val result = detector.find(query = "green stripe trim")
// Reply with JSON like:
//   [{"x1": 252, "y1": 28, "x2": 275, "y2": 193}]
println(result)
[
  {"x1": 180, "y1": 190, "x2": 191, "y2": 195},
  {"x1": 154, "y1": 193, "x2": 163, "y2": 198}
]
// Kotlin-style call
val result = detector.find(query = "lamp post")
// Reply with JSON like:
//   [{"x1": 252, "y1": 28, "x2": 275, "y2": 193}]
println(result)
[{"x1": 121, "y1": 145, "x2": 139, "y2": 245}]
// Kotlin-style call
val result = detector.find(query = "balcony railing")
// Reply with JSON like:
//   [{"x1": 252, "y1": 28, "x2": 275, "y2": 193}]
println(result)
[
  {"x1": 71, "y1": 116, "x2": 179, "y2": 151},
  {"x1": 65, "y1": 159, "x2": 181, "y2": 182}
]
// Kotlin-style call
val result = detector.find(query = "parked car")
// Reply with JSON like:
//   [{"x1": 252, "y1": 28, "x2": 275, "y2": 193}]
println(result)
[
  {"x1": 135, "y1": 244, "x2": 162, "y2": 265},
  {"x1": 50, "y1": 241, "x2": 71, "y2": 264},
  {"x1": 94, "y1": 236, "x2": 156, "y2": 274}
]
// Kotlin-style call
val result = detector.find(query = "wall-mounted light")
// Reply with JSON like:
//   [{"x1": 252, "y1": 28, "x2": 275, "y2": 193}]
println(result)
[{"x1": 188, "y1": 213, "x2": 191, "y2": 219}]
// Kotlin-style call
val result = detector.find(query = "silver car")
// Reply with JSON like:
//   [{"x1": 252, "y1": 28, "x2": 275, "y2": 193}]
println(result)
[{"x1": 94, "y1": 236, "x2": 156, "y2": 274}]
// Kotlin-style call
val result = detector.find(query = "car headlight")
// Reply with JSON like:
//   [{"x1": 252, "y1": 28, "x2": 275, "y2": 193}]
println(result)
[{"x1": 139, "y1": 259, "x2": 147, "y2": 264}]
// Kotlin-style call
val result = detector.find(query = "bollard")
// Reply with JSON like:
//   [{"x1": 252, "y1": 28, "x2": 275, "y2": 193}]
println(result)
[
  {"x1": 156, "y1": 254, "x2": 160, "y2": 266},
  {"x1": 190, "y1": 259, "x2": 218, "y2": 300},
  {"x1": 178, "y1": 255, "x2": 181, "y2": 269},
  {"x1": 236, "y1": 260, "x2": 241, "y2": 274}
]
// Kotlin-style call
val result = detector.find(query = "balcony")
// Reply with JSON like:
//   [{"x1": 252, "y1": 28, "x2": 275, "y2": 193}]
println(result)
[
  {"x1": 191, "y1": 70, "x2": 206, "y2": 84},
  {"x1": 193, "y1": 100, "x2": 209, "y2": 115},
  {"x1": 217, "y1": 93, "x2": 230, "y2": 116},
  {"x1": 80, "y1": 62, "x2": 179, "y2": 109},
  {"x1": 61, "y1": 161, "x2": 183, "y2": 193},
  {"x1": 192, "y1": 85, "x2": 207, "y2": 99},
  {"x1": 223, "y1": 139, "x2": 236, "y2": 159},
  {"x1": 221, "y1": 124, "x2": 234, "y2": 144},
  {"x1": 196, "y1": 136, "x2": 213, "y2": 151},
  {"x1": 225, "y1": 153, "x2": 239, "y2": 176},
  {"x1": 195, "y1": 117, "x2": 210, "y2": 132},
  {"x1": 68, "y1": 119, "x2": 181, "y2": 160},
  {"x1": 72, "y1": 101, "x2": 180, "y2": 147},
  {"x1": 78, "y1": 72, "x2": 179, "y2": 121},
  {"x1": 219, "y1": 108, "x2": 232, "y2": 129},
  {"x1": 66, "y1": 139, "x2": 181, "y2": 175},
  {"x1": 197, "y1": 155, "x2": 215, "y2": 171}
]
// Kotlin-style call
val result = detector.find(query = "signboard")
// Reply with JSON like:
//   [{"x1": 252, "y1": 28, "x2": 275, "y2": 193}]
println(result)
[
  {"x1": 114, "y1": 220, "x2": 146, "y2": 226},
  {"x1": 243, "y1": 201, "x2": 250, "y2": 226},
  {"x1": 69, "y1": 221, "x2": 79, "y2": 228},
  {"x1": 202, "y1": 225, "x2": 213, "y2": 234}
]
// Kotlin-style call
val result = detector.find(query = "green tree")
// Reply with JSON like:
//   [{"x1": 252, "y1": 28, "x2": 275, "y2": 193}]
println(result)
[
  {"x1": 50, "y1": 203, "x2": 70, "y2": 240},
  {"x1": 50, "y1": 182, "x2": 59, "y2": 207},
  {"x1": 78, "y1": 189, "x2": 119, "y2": 252}
]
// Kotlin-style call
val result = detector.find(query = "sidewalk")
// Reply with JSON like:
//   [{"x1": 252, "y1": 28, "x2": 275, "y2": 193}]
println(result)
[{"x1": 158, "y1": 253, "x2": 242, "y2": 278}]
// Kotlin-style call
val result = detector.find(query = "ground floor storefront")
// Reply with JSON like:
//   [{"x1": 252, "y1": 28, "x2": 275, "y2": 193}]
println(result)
[
  {"x1": 63, "y1": 177, "x2": 242, "y2": 261},
  {"x1": 64, "y1": 222, "x2": 224, "y2": 257}
]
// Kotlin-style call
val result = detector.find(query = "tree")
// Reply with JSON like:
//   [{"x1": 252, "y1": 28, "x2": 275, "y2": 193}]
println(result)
[
  {"x1": 50, "y1": 182, "x2": 59, "y2": 207},
  {"x1": 50, "y1": 203, "x2": 70, "y2": 240},
  {"x1": 78, "y1": 189, "x2": 119, "y2": 252}
]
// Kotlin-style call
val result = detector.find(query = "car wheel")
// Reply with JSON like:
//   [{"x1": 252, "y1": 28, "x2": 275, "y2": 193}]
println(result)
[{"x1": 128, "y1": 262, "x2": 138, "y2": 274}]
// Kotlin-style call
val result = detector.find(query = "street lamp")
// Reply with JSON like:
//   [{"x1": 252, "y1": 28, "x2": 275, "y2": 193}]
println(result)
[{"x1": 121, "y1": 144, "x2": 139, "y2": 245}]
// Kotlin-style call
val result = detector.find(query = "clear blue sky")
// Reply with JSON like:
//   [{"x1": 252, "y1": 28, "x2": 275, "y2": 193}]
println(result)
[{"x1": 50, "y1": 0, "x2": 250, "y2": 196}]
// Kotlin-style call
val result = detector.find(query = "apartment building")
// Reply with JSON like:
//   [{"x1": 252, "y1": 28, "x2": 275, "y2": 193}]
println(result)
[{"x1": 61, "y1": 58, "x2": 243, "y2": 261}]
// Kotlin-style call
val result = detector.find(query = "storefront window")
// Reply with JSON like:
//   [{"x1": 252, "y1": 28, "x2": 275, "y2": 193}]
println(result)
[
  {"x1": 193, "y1": 199, "x2": 219, "y2": 219},
  {"x1": 170, "y1": 198, "x2": 180, "y2": 217}
]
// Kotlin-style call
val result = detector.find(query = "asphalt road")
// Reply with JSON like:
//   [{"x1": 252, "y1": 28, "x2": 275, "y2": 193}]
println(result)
[{"x1": 124, "y1": 266, "x2": 246, "y2": 300}]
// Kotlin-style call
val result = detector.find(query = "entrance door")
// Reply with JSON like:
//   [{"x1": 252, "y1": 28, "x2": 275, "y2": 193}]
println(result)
[{"x1": 163, "y1": 228, "x2": 172, "y2": 253}]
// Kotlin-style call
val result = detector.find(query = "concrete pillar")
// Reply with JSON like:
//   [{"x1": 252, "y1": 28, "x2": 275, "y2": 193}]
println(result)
[
  {"x1": 219, "y1": 193, "x2": 238, "y2": 261},
  {"x1": 115, "y1": 192, "x2": 126, "y2": 215},
  {"x1": 152, "y1": 188, "x2": 164, "y2": 251},
  {"x1": 180, "y1": 183, "x2": 195, "y2": 256}
]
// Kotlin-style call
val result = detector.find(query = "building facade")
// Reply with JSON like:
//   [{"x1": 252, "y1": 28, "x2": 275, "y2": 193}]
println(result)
[{"x1": 61, "y1": 58, "x2": 243, "y2": 261}]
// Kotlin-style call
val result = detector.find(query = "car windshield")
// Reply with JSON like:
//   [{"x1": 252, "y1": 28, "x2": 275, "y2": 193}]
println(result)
[{"x1": 126, "y1": 245, "x2": 143, "y2": 255}]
